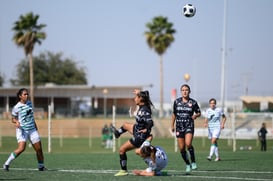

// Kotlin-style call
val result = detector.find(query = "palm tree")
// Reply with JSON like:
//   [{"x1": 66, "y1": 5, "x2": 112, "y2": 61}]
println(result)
[
  {"x1": 0, "y1": 73, "x2": 4, "y2": 87},
  {"x1": 12, "y1": 12, "x2": 46, "y2": 106},
  {"x1": 145, "y1": 16, "x2": 176, "y2": 118}
]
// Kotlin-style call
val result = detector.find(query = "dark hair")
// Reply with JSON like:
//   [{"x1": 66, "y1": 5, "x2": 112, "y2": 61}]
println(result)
[
  {"x1": 137, "y1": 90, "x2": 154, "y2": 113},
  {"x1": 140, "y1": 145, "x2": 154, "y2": 157},
  {"x1": 209, "y1": 98, "x2": 216, "y2": 104},
  {"x1": 16, "y1": 88, "x2": 28, "y2": 102},
  {"x1": 180, "y1": 84, "x2": 191, "y2": 93}
]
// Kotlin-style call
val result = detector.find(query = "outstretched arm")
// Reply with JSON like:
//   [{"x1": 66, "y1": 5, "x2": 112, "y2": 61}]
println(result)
[
  {"x1": 132, "y1": 169, "x2": 155, "y2": 176},
  {"x1": 133, "y1": 89, "x2": 141, "y2": 95}
]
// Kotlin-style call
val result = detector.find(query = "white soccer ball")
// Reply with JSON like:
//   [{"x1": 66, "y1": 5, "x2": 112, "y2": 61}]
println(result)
[{"x1": 183, "y1": 4, "x2": 196, "y2": 18}]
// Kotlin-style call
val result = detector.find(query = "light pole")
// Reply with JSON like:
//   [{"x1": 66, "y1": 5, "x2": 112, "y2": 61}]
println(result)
[
  {"x1": 103, "y1": 88, "x2": 108, "y2": 118},
  {"x1": 220, "y1": 0, "x2": 228, "y2": 110}
]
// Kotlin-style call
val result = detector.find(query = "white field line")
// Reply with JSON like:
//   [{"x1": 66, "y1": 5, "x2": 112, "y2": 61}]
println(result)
[
  {"x1": 170, "y1": 170, "x2": 273, "y2": 174},
  {"x1": 173, "y1": 175, "x2": 273, "y2": 181},
  {"x1": 11, "y1": 168, "x2": 273, "y2": 181}
]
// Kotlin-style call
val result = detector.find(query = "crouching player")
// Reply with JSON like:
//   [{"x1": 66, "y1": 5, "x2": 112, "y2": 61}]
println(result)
[{"x1": 133, "y1": 136, "x2": 168, "y2": 176}]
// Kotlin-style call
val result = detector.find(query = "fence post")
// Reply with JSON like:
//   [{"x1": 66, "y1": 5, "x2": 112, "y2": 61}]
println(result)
[
  {"x1": 48, "y1": 105, "x2": 52, "y2": 153},
  {"x1": 112, "y1": 105, "x2": 116, "y2": 152},
  {"x1": 232, "y1": 105, "x2": 236, "y2": 152}
]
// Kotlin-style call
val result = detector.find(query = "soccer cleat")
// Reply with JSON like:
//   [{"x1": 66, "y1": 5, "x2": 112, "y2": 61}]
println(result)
[
  {"x1": 3, "y1": 164, "x2": 9, "y2": 171},
  {"x1": 114, "y1": 169, "x2": 129, "y2": 176},
  {"x1": 110, "y1": 125, "x2": 120, "y2": 138},
  {"x1": 38, "y1": 166, "x2": 48, "y2": 171},
  {"x1": 191, "y1": 162, "x2": 197, "y2": 170},
  {"x1": 215, "y1": 158, "x2": 221, "y2": 161},
  {"x1": 185, "y1": 164, "x2": 191, "y2": 174},
  {"x1": 207, "y1": 156, "x2": 212, "y2": 161}
]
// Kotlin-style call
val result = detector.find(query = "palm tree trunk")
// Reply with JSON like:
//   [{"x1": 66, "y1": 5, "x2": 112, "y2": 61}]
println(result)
[
  {"x1": 29, "y1": 53, "x2": 34, "y2": 107},
  {"x1": 159, "y1": 55, "x2": 164, "y2": 118}
]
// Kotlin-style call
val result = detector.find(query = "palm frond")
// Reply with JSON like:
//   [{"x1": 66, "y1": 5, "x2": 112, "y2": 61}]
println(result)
[
  {"x1": 12, "y1": 12, "x2": 47, "y2": 55},
  {"x1": 144, "y1": 16, "x2": 176, "y2": 55}
]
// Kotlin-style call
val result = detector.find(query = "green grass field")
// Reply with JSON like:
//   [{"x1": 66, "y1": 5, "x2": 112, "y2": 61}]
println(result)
[{"x1": 1, "y1": 137, "x2": 272, "y2": 181}]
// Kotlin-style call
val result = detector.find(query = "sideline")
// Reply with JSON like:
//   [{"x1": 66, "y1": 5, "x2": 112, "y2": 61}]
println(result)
[{"x1": 10, "y1": 168, "x2": 273, "y2": 181}]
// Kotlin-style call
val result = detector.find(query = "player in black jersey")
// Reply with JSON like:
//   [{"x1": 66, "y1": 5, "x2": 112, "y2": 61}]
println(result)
[
  {"x1": 171, "y1": 84, "x2": 201, "y2": 174},
  {"x1": 111, "y1": 89, "x2": 154, "y2": 176},
  {"x1": 258, "y1": 122, "x2": 268, "y2": 151}
]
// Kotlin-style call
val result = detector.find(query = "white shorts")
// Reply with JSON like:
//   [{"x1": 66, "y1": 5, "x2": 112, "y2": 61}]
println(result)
[
  {"x1": 208, "y1": 127, "x2": 221, "y2": 139},
  {"x1": 16, "y1": 128, "x2": 41, "y2": 144}
]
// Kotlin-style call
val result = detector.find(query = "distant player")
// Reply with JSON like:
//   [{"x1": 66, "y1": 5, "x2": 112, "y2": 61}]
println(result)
[
  {"x1": 204, "y1": 98, "x2": 226, "y2": 161},
  {"x1": 258, "y1": 122, "x2": 268, "y2": 151}
]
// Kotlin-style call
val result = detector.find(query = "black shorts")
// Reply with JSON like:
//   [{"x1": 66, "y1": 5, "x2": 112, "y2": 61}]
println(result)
[
  {"x1": 129, "y1": 137, "x2": 145, "y2": 148},
  {"x1": 129, "y1": 126, "x2": 150, "y2": 148},
  {"x1": 176, "y1": 128, "x2": 194, "y2": 138},
  {"x1": 176, "y1": 121, "x2": 194, "y2": 138}
]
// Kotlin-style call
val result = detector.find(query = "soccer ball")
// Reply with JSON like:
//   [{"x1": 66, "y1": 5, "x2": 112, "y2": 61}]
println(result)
[{"x1": 183, "y1": 4, "x2": 196, "y2": 18}]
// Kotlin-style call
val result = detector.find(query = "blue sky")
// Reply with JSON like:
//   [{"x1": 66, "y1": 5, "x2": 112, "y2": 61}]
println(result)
[{"x1": 0, "y1": 0, "x2": 272, "y2": 103}]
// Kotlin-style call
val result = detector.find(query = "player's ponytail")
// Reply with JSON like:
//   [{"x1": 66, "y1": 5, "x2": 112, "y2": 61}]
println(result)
[{"x1": 138, "y1": 90, "x2": 154, "y2": 114}]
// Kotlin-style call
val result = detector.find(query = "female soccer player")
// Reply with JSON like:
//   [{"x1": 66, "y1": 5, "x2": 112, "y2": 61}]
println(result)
[
  {"x1": 133, "y1": 135, "x2": 168, "y2": 176},
  {"x1": 133, "y1": 145, "x2": 168, "y2": 176},
  {"x1": 171, "y1": 84, "x2": 201, "y2": 174},
  {"x1": 111, "y1": 89, "x2": 154, "y2": 176},
  {"x1": 204, "y1": 98, "x2": 226, "y2": 161},
  {"x1": 3, "y1": 88, "x2": 47, "y2": 171}
]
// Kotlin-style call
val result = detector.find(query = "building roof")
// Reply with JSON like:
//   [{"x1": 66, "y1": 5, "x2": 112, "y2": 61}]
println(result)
[
  {"x1": 0, "y1": 85, "x2": 145, "y2": 98},
  {"x1": 240, "y1": 96, "x2": 273, "y2": 104}
]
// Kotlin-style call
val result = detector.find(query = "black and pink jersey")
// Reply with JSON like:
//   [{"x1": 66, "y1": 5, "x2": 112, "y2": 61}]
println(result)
[
  {"x1": 133, "y1": 105, "x2": 153, "y2": 138},
  {"x1": 173, "y1": 97, "x2": 201, "y2": 130}
]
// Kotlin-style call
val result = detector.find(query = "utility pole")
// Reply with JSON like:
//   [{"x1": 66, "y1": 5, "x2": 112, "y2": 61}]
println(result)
[{"x1": 220, "y1": 0, "x2": 228, "y2": 110}]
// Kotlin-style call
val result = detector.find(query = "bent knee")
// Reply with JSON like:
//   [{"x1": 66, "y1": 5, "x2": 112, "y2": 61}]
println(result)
[{"x1": 186, "y1": 143, "x2": 192, "y2": 148}]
